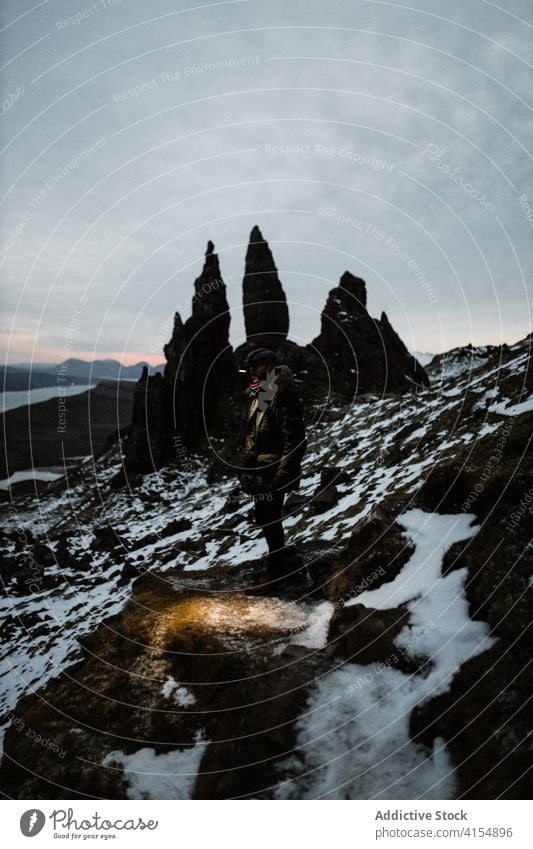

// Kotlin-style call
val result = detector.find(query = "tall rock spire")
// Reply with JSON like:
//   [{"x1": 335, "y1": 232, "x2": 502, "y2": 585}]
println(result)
[
  {"x1": 171, "y1": 241, "x2": 234, "y2": 448},
  {"x1": 124, "y1": 242, "x2": 237, "y2": 474},
  {"x1": 242, "y1": 226, "x2": 289, "y2": 349}
]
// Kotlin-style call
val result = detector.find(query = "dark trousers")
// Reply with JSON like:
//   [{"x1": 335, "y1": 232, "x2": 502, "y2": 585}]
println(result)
[{"x1": 254, "y1": 490, "x2": 286, "y2": 557}]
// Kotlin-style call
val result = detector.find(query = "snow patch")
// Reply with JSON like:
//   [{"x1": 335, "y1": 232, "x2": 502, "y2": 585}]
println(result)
[
  {"x1": 403, "y1": 427, "x2": 426, "y2": 444},
  {"x1": 277, "y1": 510, "x2": 495, "y2": 799},
  {"x1": 161, "y1": 676, "x2": 196, "y2": 706},
  {"x1": 292, "y1": 601, "x2": 334, "y2": 649},
  {"x1": 488, "y1": 395, "x2": 533, "y2": 416},
  {"x1": 102, "y1": 729, "x2": 208, "y2": 799}
]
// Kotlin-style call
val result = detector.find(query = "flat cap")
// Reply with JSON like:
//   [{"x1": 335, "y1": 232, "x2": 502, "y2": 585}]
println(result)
[{"x1": 244, "y1": 348, "x2": 277, "y2": 368}]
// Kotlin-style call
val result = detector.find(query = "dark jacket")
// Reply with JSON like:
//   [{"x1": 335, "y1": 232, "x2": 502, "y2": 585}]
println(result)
[{"x1": 240, "y1": 364, "x2": 307, "y2": 493}]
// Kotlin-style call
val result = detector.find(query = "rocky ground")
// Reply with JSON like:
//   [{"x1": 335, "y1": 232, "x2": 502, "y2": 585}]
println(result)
[{"x1": 0, "y1": 336, "x2": 531, "y2": 799}]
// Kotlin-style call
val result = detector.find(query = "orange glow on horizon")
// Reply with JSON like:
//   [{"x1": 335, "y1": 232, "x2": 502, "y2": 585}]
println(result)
[{"x1": 2, "y1": 343, "x2": 165, "y2": 367}]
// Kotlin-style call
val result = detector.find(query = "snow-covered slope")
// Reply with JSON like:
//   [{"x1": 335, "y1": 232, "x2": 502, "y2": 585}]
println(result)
[{"x1": 0, "y1": 336, "x2": 531, "y2": 799}]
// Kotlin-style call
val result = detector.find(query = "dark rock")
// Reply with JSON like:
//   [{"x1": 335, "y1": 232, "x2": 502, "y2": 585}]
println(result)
[
  {"x1": 14, "y1": 564, "x2": 45, "y2": 594},
  {"x1": 55, "y1": 532, "x2": 72, "y2": 567},
  {"x1": 413, "y1": 465, "x2": 472, "y2": 514},
  {"x1": 311, "y1": 273, "x2": 429, "y2": 396},
  {"x1": 525, "y1": 349, "x2": 533, "y2": 391},
  {"x1": 442, "y1": 537, "x2": 474, "y2": 575},
  {"x1": 304, "y1": 546, "x2": 343, "y2": 593},
  {"x1": 410, "y1": 637, "x2": 532, "y2": 799},
  {"x1": 33, "y1": 541, "x2": 56, "y2": 568},
  {"x1": 11, "y1": 529, "x2": 35, "y2": 551},
  {"x1": 222, "y1": 486, "x2": 246, "y2": 513},
  {"x1": 165, "y1": 240, "x2": 237, "y2": 452},
  {"x1": 284, "y1": 492, "x2": 309, "y2": 511},
  {"x1": 163, "y1": 517, "x2": 192, "y2": 535},
  {"x1": 128, "y1": 531, "x2": 158, "y2": 551},
  {"x1": 124, "y1": 241, "x2": 241, "y2": 475},
  {"x1": 320, "y1": 466, "x2": 351, "y2": 487},
  {"x1": 327, "y1": 505, "x2": 414, "y2": 602},
  {"x1": 310, "y1": 483, "x2": 339, "y2": 513},
  {"x1": 242, "y1": 225, "x2": 289, "y2": 349},
  {"x1": 219, "y1": 514, "x2": 243, "y2": 530},
  {"x1": 92, "y1": 526, "x2": 127, "y2": 552},
  {"x1": 327, "y1": 602, "x2": 413, "y2": 669},
  {"x1": 119, "y1": 561, "x2": 140, "y2": 583},
  {"x1": 0, "y1": 550, "x2": 20, "y2": 580},
  {"x1": 167, "y1": 538, "x2": 207, "y2": 556},
  {"x1": 76, "y1": 552, "x2": 93, "y2": 571},
  {"x1": 309, "y1": 466, "x2": 352, "y2": 512}
]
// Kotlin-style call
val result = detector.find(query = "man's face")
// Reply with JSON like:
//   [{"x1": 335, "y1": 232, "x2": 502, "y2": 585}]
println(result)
[{"x1": 250, "y1": 361, "x2": 273, "y2": 380}]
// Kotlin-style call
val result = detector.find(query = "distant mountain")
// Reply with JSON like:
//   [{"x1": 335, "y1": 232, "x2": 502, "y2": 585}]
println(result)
[
  {"x1": 0, "y1": 366, "x2": 89, "y2": 392},
  {"x1": 411, "y1": 350, "x2": 434, "y2": 366},
  {"x1": 0, "y1": 380, "x2": 137, "y2": 480},
  {"x1": 9, "y1": 358, "x2": 165, "y2": 381}
]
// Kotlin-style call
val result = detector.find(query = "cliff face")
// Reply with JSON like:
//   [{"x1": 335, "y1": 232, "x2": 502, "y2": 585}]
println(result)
[{"x1": 123, "y1": 227, "x2": 430, "y2": 477}]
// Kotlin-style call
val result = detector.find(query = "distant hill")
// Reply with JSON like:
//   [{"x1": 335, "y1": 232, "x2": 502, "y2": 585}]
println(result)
[
  {"x1": 8, "y1": 358, "x2": 165, "y2": 382},
  {"x1": 0, "y1": 366, "x2": 89, "y2": 392},
  {"x1": 0, "y1": 380, "x2": 137, "y2": 480}
]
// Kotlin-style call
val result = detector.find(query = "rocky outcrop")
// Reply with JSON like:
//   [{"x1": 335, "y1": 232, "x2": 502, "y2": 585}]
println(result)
[
  {"x1": 123, "y1": 228, "x2": 430, "y2": 478},
  {"x1": 123, "y1": 367, "x2": 168, "y2": 473},
  {"x1": 123, "y1": 243, "x2": 241, "y2": 475},
  {"x1": 242, "y1": 225, "x2": 289, "y2": 349},
  {"x1": 310, "y1": 271, "x2": 429, "y2": 396},
  {"x1": 405, "y1": 399, "x2": 533, "y2": 798},
  {"x1": 163, "y1": 240, "x2": 237, "y2": 450}
]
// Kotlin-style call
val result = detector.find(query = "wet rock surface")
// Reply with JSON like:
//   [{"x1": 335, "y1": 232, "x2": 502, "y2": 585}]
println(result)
[{"x1": 0, "y1": 560, "x2": 335, "y2": 799}]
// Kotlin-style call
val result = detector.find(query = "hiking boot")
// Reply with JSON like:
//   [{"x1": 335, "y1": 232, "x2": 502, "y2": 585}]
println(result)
[
  {"x1": 268, "y1": 546, "x2": 312, "y2": 586},
  {"x1": 266, "y1": 545, "x2": 302, "y2": 577}
]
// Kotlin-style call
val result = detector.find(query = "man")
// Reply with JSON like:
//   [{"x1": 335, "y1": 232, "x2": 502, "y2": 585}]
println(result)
[{"x1": 239, "y1": 348, "x2": 307, "y2": 583}]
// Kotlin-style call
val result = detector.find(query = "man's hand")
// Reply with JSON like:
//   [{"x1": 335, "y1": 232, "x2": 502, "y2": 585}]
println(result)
[{"x1": 239, "y1": 472, "x2": 266, "y2": 496}]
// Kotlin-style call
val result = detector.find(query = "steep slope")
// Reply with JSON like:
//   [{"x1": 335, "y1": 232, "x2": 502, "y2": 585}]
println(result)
[{"x1": 0, "y1": 336, "x2": 530, "y2": 799}]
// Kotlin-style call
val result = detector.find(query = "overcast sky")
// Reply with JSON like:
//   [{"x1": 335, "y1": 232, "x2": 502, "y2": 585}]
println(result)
[{"x1": 1, "y1": 0, "x2": 532, "y2": 365}]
